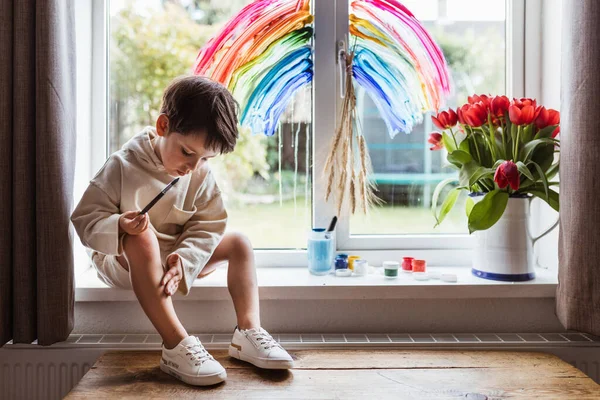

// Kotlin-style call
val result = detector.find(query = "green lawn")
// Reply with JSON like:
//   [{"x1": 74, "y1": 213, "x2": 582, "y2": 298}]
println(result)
[{"x1": 226, "y1": 197, "x2": 467, "y2": 249}]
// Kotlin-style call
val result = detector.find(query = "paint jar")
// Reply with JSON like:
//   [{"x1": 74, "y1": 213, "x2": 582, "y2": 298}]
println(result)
[
  {"x1": 353, "y1": 259, "x2": 368, "y2": 276},
  {"x1": 307, "y1": 229, "x2": 334, "y2": 275},
  {"x1": 335, "y1": 268, "x2": 352, "y2": 277},
  {"x1": 348, "y1": 255, "x2": 361, "y2": 271},
  {"x1": 402, "y1": 257, "x2": 414, "y2": 272},
  {"x1": 335, "y1": 254, "x2": 348, "y2": 270},
  {"x1": 412, "y1": 259, "x2": 426, "y2": 273},
  {"x1": 383, "y1": 261, "x2": 400, "y2": 278},
  {"x1": 413, "y1": 272, "x2": 429, "y2": 281}
]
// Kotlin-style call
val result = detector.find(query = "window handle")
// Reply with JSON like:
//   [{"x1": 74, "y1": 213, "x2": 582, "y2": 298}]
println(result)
[{"x1": 337, "y1": 40, "x2": 346, "y2": 99}]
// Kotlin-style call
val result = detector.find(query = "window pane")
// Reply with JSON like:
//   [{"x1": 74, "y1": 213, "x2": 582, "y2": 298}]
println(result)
[
  {"x1": 349, "y1": 0, "x2": 506, "y2": 235},
  {"x1": 109, "y1": 0, "x2": 313, "y2": 249}
]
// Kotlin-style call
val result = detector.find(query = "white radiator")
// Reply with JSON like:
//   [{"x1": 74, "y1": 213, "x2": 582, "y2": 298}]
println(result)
[
  {"x1": 2, "y1": 332, "x2": 599, "y2": 399},
  {"x1": 0, "y1": 348, "x2": 104, "y2": 400}
]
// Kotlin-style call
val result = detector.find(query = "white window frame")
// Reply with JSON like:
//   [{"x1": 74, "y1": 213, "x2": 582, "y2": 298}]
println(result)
[
  {"x1": 79, "y1": 0, "x2": 528, "y2": 269},
  {"x1": 332, "y1": 0, "x2": 527, "y2": 253}
]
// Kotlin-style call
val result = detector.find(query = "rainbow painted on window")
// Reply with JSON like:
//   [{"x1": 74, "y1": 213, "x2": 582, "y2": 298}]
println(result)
[{"x1": 193, "y1": 0, "x2": 450, "y2": 139}]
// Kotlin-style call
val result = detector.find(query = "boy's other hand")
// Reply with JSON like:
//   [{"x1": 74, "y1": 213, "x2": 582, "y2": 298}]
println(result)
[
  {"x1": 119, "y1": 211, "x2": 149, "y2": 236},
  {"x1": 163, "y1": 253, "x2": 183, "y2": 296}
]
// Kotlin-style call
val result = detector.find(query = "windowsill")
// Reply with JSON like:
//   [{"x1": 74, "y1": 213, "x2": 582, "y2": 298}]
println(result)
[{"x1": 75, "y1": 265, "x2": 558, "y2": 302}]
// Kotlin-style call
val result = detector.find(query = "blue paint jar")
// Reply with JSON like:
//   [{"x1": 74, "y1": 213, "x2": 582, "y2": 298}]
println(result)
[
  {"x1": 335, "y1": 254, "x2": 348, "y2": 270},
  {"x1": 307, "y1": 229, "x2": 334, "y2": 275}
]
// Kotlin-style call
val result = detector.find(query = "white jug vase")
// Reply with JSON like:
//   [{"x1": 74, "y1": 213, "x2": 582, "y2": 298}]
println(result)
[{"x1": 471, "y1": 194, "x2": 559, "y2": 281}]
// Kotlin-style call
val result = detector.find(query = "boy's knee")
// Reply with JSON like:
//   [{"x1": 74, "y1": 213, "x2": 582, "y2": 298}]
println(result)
[
  {"x1": 226, "y1": 232, "x2": 254, "y2": 257},
  {"x1": 123, "y1": 228, "x2": 159, "y2": 260}
]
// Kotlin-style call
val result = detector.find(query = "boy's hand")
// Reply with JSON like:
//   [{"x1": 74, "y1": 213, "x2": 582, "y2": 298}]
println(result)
[
  {"x1": 119, "y1": 211, "x2": 149, "y2": 236},
  {"x1": 162, "y1": 253, "x2": 183, "y2": 296}
]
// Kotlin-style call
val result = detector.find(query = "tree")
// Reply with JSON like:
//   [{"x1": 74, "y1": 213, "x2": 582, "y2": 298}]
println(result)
[{"x1": 110, "y1": 2, "x2": 268, "y2": 199}]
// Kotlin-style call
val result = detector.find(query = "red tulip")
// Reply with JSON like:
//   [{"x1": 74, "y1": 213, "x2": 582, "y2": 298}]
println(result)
[
  {"x1": 534, "y1": 107, "x2": 560, "y2": 137},
  {"x1": 468, "y1": 94, "x2": 491, "y2": 109},
  {"x1": 547, "y1": 109, "x2": 560, "y2": 126},
  {"x1": 494, "y1": 160, "x2": 520, "y2": 191},
  {"x1": 457, "y1": 104, "x2": 469, "y2": 125},
  {"x1": 428, "y1": 133, "x2": 443, "y2": 151},
  {"x1": 432, "y1": 109, "x2": 458, "y2": 130},
  {"x1": 508, "y1": 103, "x2": 539, "y2": 125},
  {"x1": 534, "y1": 107, "x2": 559, "y2": 128},
  {"x1": 512, "y1": 97, "x2": 537, "y2": 109},
  {"x1": 534, "y1": 106, "x2": 549, "y2": 128},
  {"x1": 490, "y1": 95, "x2": 510, "y2": 117},
  {"x1": 463, "y1": 103, "x2": 488, "y2": 127}
]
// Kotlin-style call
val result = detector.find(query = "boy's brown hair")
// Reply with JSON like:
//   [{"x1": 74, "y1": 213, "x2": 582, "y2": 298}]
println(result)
[{"x1": 159, "y1": 75, "x2": 239, "y2": 154}]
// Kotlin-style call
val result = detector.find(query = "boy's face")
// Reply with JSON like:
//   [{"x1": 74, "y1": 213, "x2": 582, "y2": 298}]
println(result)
[{"x1": 155, "y1": 114, "x2": 218, "y2": 177}]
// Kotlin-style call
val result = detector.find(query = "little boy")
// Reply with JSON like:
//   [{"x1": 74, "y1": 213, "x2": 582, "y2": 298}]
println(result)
[{"x1": 71, "y1": 75, "x2": 293, "y2": 386}]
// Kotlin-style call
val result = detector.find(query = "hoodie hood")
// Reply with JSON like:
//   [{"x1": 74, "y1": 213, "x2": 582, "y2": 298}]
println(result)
[{"x1": 122, "y1": 126, "x2": 166, "y2": 172}]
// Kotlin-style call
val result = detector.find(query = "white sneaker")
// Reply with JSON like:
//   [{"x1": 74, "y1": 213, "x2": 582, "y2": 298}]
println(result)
[
  {"x1": 229, "y1": 327, "x2": 294, "y2": 369},
  {"x1": 160, "y1": 336, "x2": 227, "y2": 386}
]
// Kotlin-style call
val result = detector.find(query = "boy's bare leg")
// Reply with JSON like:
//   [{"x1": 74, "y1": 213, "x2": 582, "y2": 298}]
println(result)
[
  {"x1": 119, "y1": 229, "x2": 188, "y2": 349},
  {"x1": 200, "y1": 232, "x2": 260, "y2": 330}
]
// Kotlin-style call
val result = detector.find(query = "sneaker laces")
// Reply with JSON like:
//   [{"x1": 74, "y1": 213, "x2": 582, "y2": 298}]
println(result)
[
  {"x1": 244, "y1": 328, "x2": 282, "y2": 350},
  {"x1": 184, "y1": 342, "x2": 213, "y2": 366}
]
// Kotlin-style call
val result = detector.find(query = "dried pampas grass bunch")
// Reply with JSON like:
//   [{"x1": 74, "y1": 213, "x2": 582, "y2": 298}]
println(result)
[{"x1": 324, "y1": 50, "x2": 381, "y2": 215}]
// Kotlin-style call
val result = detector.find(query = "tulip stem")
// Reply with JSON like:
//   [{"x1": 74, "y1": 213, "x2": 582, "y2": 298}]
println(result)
[
  {"x1": 451, "y1": 131, "x2": 458, "y2": 150},
  {"x1": 471, "y1": 131, "x2": 483, "y2": 164},
  {"x1": 479, "y1": 128, "x2": 496, "y2": 162},
  {"x1": 514, "y1": 126, "x2": 521, "y2": 161},
  {"x1": 501, "y1": 122, "x2": 508, "y2": 159},
  {"x1": 487, "y1": 116, "x2": 498, "y2": 161},
  {"x1": 479, "y1": 179, "x2": 493, "y2": 192}
]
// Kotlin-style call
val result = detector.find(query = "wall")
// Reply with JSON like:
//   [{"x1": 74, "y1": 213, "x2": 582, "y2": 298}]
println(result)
[{"x1": 74, "y1": 297, "x2": 565, "y2": 334}]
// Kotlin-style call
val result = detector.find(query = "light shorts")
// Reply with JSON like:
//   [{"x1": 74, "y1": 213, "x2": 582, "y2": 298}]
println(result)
[
  {"x1": 89, "y1": 250, "x2": 218, "y2": 290},
  {"x1": 90, "y1": 251, "x2": 139, "y2": 289}
]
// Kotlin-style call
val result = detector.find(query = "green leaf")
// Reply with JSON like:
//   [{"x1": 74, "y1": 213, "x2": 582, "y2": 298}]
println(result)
[
  {"x1": 527, "y1": 161, "x2": 549, "y2": 198},
  {"x1": 442, "y1": 132, "x2": 457, "y2": 153},
  {"x1": 522, "y1": 124, "x2": 534, "y2": 143},
  {"x1": 468, "y1": 190, "x2": 510, "y2": 234},
  {"x1": 469, "y1": 166, "x2": 495, "y2": 187},
  {"x1": 534, "y1": 125, "x2": 558, "y2": 140},
  {"x1": 520, "y1": 138, "x2": 557, "y2": 162},
  {"x1": 466, "y1": 196, "x2": 475, "y2": 218},
  {"x1": 531, "y1": 142, "x2": 555, "y2": 173},
  {"x1": 495, "y1": 136, "x2": 507, "y2": 160},
  {"x1": 434, "y1": 187, "x2": 462, "y2": 227},
  {"x1": 515, "y1": 161, "x2": 535, "y2": 182},
  {"x1": 444, "y1": 163, "x2": 460, "y2": 171},
  {"x1": 529, "y1": 188, "x2": 559, "y2": 212},
  {"x1": 476, "y1": 134, "x2": 493, "y2": 167},
  {"x1": 458, "y1": 161, "x2": 479, "y2": 188},
  {"x1": 459, "y1": 138, "x2": 470, "y2": 153},
  {"x1": 431, "y1": 177, "x2": 458, "y2": 218},
  {"x1": 447, "y1": 150, "x2": 472, "y2": 166},
  {"x1": 493, "y1": 159, "x2": 505, "y2": 169},
  {"x1": 546, "y1": 162, "x2": 559, "y2": 181}
]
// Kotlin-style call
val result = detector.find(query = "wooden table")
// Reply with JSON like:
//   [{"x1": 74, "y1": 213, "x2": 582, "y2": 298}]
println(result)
[{"x1": 66, "y1": 350, "x2": 600, "y2": 399}]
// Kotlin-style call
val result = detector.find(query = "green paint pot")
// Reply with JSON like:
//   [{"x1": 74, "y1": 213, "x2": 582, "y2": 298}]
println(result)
[{"x1": 383, "y1": 261, "x2": 399, "y2": 278}]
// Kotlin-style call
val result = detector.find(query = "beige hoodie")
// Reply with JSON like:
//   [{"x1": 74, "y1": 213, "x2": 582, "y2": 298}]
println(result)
[{"x1": 71, "y1": 127, "x2": 227, "y2": 295}]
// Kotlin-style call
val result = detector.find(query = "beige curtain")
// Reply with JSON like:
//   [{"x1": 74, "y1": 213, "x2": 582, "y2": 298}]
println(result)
[
  {"x1": 557, "y1": 0, "x2": 600, "y2": 335},
  {"x1": 0, "y1": 0, "x2": 76, "y2": 346}
]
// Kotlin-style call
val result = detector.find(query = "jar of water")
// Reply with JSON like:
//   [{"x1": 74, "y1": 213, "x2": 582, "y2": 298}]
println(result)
[{"x1": 307, "y1": 228, "x2": 334, "y2": 275}]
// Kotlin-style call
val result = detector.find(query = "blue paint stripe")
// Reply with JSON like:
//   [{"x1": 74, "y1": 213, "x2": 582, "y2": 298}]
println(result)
[{"x1": 472, "y1": 268, "x2": 535, "y2": 282}]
